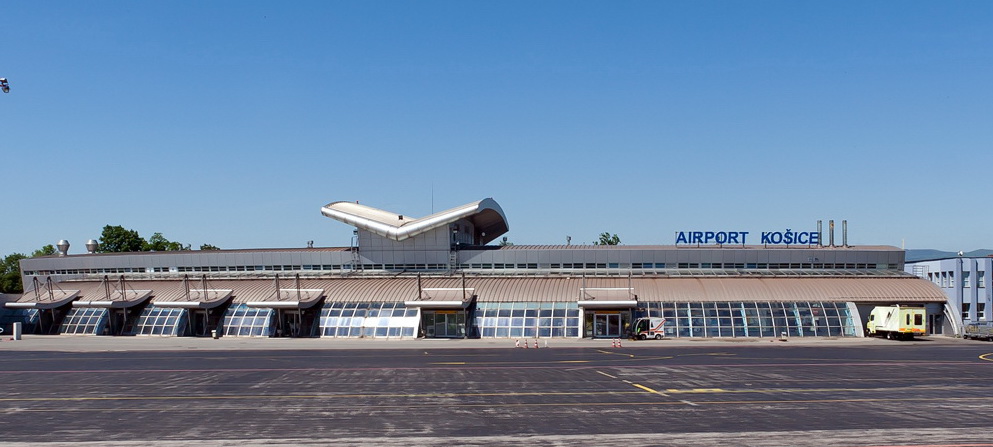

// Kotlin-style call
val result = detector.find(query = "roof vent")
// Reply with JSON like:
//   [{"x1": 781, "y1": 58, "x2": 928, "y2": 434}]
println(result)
[
  {"x1": 85, "y1": 239, "x2": 99, "y2": 254},
  {"x1": 57, "y1": 240, "x2": 70, "y2": 256}
]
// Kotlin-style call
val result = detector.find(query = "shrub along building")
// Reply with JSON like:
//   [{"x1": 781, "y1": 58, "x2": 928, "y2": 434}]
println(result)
[{"x1": 2, "y1": 198, "x2": 948, "y2": 339}]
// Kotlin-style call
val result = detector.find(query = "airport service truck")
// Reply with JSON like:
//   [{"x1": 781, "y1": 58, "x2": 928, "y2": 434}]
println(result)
[
  {"x1": 865, "y1": 305, "x2": 926, "y2": 340},
  {"x1": 629, "y1": 317, "x2": 666, "y2": 340},
  {"x1": 963, "y1": 321, "x2": 993, "y2": 341}
]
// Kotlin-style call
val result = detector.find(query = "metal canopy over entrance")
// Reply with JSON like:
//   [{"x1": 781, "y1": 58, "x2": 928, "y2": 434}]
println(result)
[{"x1": 577, "y1": 282, "x2": 637, "y2": 310}]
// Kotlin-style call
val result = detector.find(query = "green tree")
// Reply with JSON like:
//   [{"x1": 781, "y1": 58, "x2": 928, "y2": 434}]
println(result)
[
  {"x1": 31, "y1": 244, "x2": 56, "y2": 257},
  {"x1": 98, "y1": 225, "x2": 146, "y2": 253},
  {"x1": 144, "y1": 233, "x2": 186, "y2": 251},
  {"x1": 498, "y1": 237, "x2": 513, "y2": 247},
  {"x1": 1, "y1": 253, "x2": 27, "y2": 293},
  {"x1": 593, "y1": 232, "x2": 621, "y2": 245},
  {"x1": 199, "y1": 244, "x2": 220, "y2": 250}
]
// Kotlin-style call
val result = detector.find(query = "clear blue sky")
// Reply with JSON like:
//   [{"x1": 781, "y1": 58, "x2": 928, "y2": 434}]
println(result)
[{"x1": 2, "y1": 1, "x2": 991, "y2": 255}]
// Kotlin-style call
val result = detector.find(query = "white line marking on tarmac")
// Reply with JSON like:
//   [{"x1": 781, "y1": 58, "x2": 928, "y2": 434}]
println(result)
[{"x1": 595, "y1": 370, "x2": 618, "y2": 379}]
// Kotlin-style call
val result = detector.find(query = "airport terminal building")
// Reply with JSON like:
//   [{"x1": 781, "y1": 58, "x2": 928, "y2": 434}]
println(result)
[{"x1": 2, "y1": 198, "x2": 949, "y2": 340}]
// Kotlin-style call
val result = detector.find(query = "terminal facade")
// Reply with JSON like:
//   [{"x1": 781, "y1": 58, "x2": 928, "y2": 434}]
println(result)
[
  {"x1": 2, "y1": 198, "x2": 949, "y2": 339},
  {"x1": 905, "y1": 256, "x2": 992, "y2": 335}
]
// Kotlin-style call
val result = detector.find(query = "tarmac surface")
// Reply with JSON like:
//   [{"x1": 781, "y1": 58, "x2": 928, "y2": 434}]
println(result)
[{"x1": 1, "y1": 335, "x2": 992, "y2": 446}]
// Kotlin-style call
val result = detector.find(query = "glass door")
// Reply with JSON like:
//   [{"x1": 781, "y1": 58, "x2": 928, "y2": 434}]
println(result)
[
  {"x1": 422, "y1": 311, "x2": 466, "y2": 338},
  {"x1": 593, "y1": 313, "x2": 621, "y2": 338}
]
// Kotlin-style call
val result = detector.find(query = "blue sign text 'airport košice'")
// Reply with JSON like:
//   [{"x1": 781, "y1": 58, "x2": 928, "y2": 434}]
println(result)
[{"x1": 675, "y1": 230, "x2": 819, "y2": 246}]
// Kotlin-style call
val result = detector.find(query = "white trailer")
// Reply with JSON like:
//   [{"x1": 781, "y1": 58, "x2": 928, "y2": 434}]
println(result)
[{"x1": 865, "y1": 305, "x2": 926, "y2": 340}]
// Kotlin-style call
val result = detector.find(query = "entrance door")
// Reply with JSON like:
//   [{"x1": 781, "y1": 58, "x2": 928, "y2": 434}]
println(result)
[
  {"x1": 928, "y1": 314, "x2": 943, "y2": 335},
  {"x1": 277, "y1": 310, "x2": 301, "y2": 337},
  {"x1": 422, "y1": 311, "x2": 466, "y2": 338},
  {"x1": 593, "y1": 313, "x2": 621, "y2": 338},
  {"x1": 191, "y1": 310, "x2": 208, "y2": 336}
]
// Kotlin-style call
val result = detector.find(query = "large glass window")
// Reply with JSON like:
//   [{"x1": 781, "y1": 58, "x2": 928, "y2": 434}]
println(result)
[
  {"x1": 0, "y1": 308, "x2": 39, "y2": 334},
  {"x1": 131, "y1": 306, "x2": 187, "y2": 336},
  {"x1": 222, "y1": 305, "x2": 274, "y2": 337},
  {"x1": 319, "y1": 302, "x2": 418, "y2": 338},
  {"x1": 631, "y1": 301, "x2": 859, "y2": 338},
  {"x1": 59, "y1": 308, "x2": 109, "y2": 335},
  {"x1": 474, "y1": 302, "x2": 581, "y2": 338}
]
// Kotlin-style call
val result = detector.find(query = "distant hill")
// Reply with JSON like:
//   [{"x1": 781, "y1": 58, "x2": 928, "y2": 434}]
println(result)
[{"x1": 905, "y1": 249, "x2": 993, "y2": 262}]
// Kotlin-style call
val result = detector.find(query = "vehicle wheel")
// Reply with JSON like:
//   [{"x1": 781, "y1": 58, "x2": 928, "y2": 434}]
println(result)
[
  {"x1": 885, "y1": 332, "x2": 892, "y2": 340},
  {"x1": 655, "y1": 334, "x2": 662, "y2": 340},
  {"x1": 638, "y1": 334, "x2": 647, "y2": 340}
]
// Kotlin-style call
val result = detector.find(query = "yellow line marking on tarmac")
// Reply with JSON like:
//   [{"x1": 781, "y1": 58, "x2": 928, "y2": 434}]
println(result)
[
  {"x1": 595, "y1": 349, "x2": 636, "y2": 358},
  {"x1": 632, "y1": 383, "x2": 661, "y2": 394},
  {"x1": 979, "y1": 353, "x2": 993, "y2": 362},
  {"x1": 431, "y1": 362, "x2": 467, "y2": 365}
]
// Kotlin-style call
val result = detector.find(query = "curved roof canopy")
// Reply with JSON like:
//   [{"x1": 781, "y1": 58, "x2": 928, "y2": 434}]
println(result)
[{"x1": 321, "y1": 198, "x2": 509, "y2": 245}]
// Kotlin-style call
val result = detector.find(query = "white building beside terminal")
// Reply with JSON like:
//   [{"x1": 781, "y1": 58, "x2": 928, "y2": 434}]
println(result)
[
  {"x1": 2, "y1": 198, "x2": 949, "y2": 340},
  {"x1": 905, "y1": 256, "x2": 992, "y2": 335}
]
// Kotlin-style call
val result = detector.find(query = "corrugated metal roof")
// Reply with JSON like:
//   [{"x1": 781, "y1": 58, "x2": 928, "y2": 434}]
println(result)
[{"x1": 13, "y1": 275, "x2": 945, "y2": 309}]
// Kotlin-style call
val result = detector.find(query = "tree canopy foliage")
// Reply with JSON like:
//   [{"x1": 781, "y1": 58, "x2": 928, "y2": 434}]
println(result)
[
  {"x1": 98, "y1": 225, "x2": 146, "y2": 253},
  {"x1": 593, "y1": 232, "x2": 621, "y2": 245},
  {"x1": 98, "y1": 226, "x2": 199, "y2": 252},
  {"x1": 144, "y1": 232, "x2": 188, "y2": 251},
  {"x1": 1, "y1": 253, "x2": 27, "y2": 293},
  {"x1": 199, "y1": 244, "x2": 220, "y2": 250},
  {"x1": 31, "y1": 245, "x2": 56, "y2": 257}
]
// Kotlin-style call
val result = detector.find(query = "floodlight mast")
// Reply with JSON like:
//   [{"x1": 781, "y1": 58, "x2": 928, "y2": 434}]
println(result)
[{"x1": 0, "y1": 78, "x2": 9, "y2": 94}]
